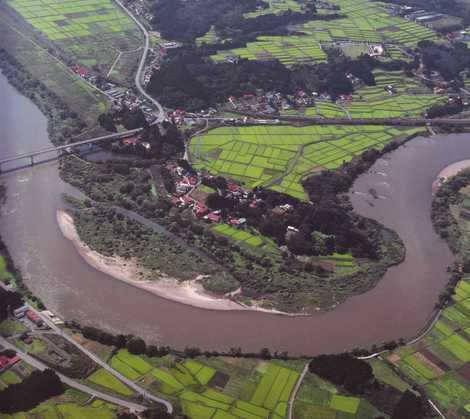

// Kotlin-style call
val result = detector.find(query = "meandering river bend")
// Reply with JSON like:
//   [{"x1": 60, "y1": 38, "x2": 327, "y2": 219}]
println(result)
[{"x1": 0, "y1": 73, "x2": 464, "y2": 355}]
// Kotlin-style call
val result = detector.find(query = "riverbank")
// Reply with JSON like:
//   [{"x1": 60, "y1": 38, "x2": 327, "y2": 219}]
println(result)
[{"x1": 57, "y1": 209, "x2": 296, "y2": 315}]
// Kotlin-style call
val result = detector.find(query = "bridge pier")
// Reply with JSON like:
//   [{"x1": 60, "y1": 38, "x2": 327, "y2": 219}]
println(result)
[{"x1": 30, "y1": 156, "x2": 34, "y2": 166}]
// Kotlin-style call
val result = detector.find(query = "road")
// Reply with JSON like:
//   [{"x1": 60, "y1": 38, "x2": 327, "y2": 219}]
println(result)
[
  {"x1": 113, "y1": 0, "x2": 165, "y2": 123},
  {"x1": 31, "y1": 308, "x2": 173, "y2": 413},
  {"x1": 0, "y1": 336, "x2": 147, "y2": 412},
  {"x1": 287, "y1": 363, "x2": 309, "y2": 419}
]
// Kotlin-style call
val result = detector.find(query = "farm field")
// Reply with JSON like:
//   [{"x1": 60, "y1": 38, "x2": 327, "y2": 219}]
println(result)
[
  {"x1": 212, "y1": 35, "x2": 327, "y2": 66},
  {"x1": 189, "y1": 124, "x2": 424, "y2": 200},
  {"x1": 107, "y1": 350, "x2": 302, "y2": 419},
  {"x1": 385, "y1": 279, "x2": 470, "y2": 417},
  {"x1": 86, "y1": 368, "x2": 134, "y2": 397},
  {"x1": 5, "y1": 0, "x2": 142, "y2": 83},
  {"x1": 306, "y1": 94, "x2": 443, "y2": 119},
  {"x1": 293, "y1": 373, "x2": 385, "y2": 418}
]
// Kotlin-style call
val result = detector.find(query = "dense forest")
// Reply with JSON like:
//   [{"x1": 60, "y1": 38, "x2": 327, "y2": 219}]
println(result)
[{"x1": 418, "y1": 40, "x2": 470, "y2": 81}]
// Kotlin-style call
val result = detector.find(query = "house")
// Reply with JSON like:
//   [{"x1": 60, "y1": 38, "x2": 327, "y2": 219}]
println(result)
[
  {"x1": 180, "y1": 195, "x2": 193, "y2": 206},
  {"x1": 194, "y1": 202, "x2": 209, "y2": 217},
  {"x1": 0, "y1": 355, "x2": 20, "y2": 373},
  {"x1": 227, "y1": 183, "x2": 240, "y2": 192},
  {"x1": 123, "y1": 136, "x2": 140, "y2": 146},
  {"x1": 26, "y1": 310, "x2": 43, "y2": 327},
  {"x1": 205, "y1": 212, "x2": 221, "y2": 223},
  {"x1": 13, "y1": 305, "x2": 28, "y2": 319}
]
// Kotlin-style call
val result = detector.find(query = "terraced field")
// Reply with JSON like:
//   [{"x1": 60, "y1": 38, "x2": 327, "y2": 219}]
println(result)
[
  {"x1": 107, "y1": 350, "x2": 302, "y2": 419},
  {"x1": 211, "y1": 0, "x2": 438, "y2": 66},
  {"x1": 244, "y1": 0, "x2": 302, "y2": 18},
  {"x1": 189, "y1": 125, "x2": 425, "y2": 200},
  {"x1": 6, "y1": 0, "x2": 142, "y2": 82},
  {"x1": 386, "y1": 280, "x2": 470, "y2": 418},
  {"x1": 212, "y1": 35, "x2": 327, "y2": 66}
]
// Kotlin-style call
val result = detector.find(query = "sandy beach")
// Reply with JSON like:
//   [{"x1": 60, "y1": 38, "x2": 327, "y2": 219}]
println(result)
[
  {"x1": 432, "y1": 159, "x2": 470, "y2": 193},
  {"x1": 57, "y1": 209, "x2": 295, "y2": 314}
]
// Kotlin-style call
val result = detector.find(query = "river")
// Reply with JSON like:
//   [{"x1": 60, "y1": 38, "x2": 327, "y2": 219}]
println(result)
[{"x1": 0, "y1": 72, "x2": 464, "y2": 356}]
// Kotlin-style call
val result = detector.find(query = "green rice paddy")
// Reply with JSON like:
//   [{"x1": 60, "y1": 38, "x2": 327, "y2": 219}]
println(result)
[
  {"x1": 212, "y1": 35, "x2": 327, "y2": 66},
  {"x1": 189, "y1": 124, "x2": 424, "y2": 200},
  {"x1": 211, "y1": 0, "x2": 438, "y2": 66},
  {"x1": 107, "y1": 351, "x2": 301, "y2": 419},
  {"x1": 87, "y1": 368, "x2": 134, "y2": 396},
  {"x1": 387, "y1": 279, "x2": 470, "y2": 416},
  {"x1": 6, "y1": 0, "x2": 142, "y2": 81},
  {"x1": 212, "y1": 224, "x2": 266, "y2": 248},
  {"x1": 7, "y1": 0, "x2": 136, "y2": 42}
]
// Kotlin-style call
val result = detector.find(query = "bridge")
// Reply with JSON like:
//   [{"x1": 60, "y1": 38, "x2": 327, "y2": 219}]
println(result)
[{"x1": 0, "y1": 127, "x2": 142, "y2": 172}]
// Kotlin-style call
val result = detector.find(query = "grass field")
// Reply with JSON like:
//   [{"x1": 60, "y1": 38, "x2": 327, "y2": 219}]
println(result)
[
  {"x1": 107, "y1": 351, "x2": 301, "y2": 419},
  {"x1": 189, "y1": 124, "x2": 424, "y2": 200},
  {"x1": 6, "y1": 0, "x2": 142, "y2": 83},
  {"x1": 87, "y1": 368, "x2": 134, "y2": 396},
  {"x1": 386, "y1": 279, "x2": 470, "y2": 417}
]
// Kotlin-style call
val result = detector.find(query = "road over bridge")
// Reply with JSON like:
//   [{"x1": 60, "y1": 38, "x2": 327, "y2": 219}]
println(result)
[{"x1": 0, "y1": 128, "x2": 142, "y2": 172}]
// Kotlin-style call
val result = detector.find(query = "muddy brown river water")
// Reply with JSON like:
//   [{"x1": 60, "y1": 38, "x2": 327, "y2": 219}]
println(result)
[{"x1": 0, "y1": 72, "x2": 466, "y2": 355}]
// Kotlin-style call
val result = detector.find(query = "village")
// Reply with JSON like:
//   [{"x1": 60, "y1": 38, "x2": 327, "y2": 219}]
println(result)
[{"x1": 165, "y1": 163, "x2": 254, "y2": 227}]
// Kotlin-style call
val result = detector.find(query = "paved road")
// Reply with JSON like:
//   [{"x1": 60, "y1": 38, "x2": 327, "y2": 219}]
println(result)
[
  {"x1": 0, "y1": 336, "x2": 147, "y2": 412},
  {"x1": 32, "y1": 308, "x2": 173, "y2": 413},
  {"x1": 113, "y1": 0, "x2": 165, "y2": 123}
]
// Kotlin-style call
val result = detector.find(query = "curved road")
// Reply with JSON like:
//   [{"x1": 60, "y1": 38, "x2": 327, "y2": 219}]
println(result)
[
  {"x1": 32, "y1": 308, "x2": 173, "y2": 413},
  {"x1": 113, "y1": 0, "x2": 165, "y2": 122},
  {"x1": 0, "y1": 336, "x2": 147, "y2": 412}
]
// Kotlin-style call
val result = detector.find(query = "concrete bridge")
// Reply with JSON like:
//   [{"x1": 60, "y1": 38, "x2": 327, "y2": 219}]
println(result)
[{"x1": 0, "y1": 127, "x2": 142, "y2": 172}]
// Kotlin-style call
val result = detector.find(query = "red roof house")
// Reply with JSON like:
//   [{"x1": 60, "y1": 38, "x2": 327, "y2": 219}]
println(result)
[{"x1": 205, "y1": 213, "x2": 221, "y2": 223}]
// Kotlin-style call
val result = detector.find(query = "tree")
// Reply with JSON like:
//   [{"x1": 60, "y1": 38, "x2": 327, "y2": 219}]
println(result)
[
  {"x1": 309, "y1": 354, "x2": 373, "y2": 394},
  {"x1": 126, "y1": 337, "x2": 146, "y2": 355},
  {"x1": 391, "y1": 390, "x2": 425, "y2": 419}
]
